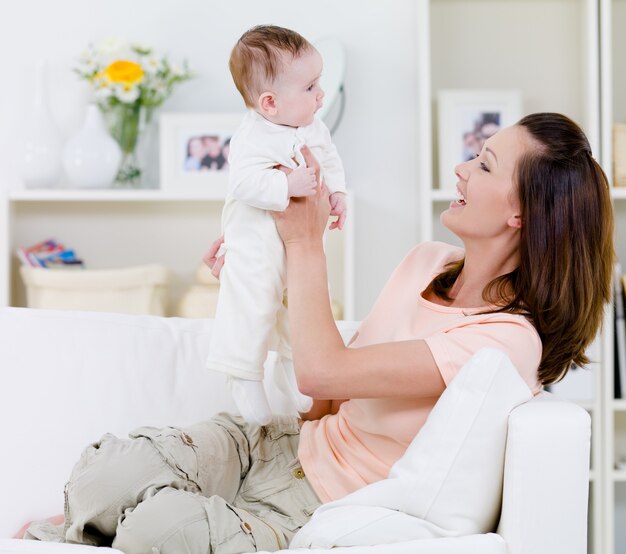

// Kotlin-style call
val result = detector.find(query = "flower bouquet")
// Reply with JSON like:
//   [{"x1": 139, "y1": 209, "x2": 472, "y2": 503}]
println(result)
[{"x1": 75, "y1": 38, "x2": 192, "y2": 187}]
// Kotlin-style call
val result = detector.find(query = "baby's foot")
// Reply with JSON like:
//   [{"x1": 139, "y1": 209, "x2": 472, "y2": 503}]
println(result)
[
  {"x1": 228, "y1": 377, "x2": 272, "y2": 425},
  {"x1": 274, "y1": 359, "x2": 313, "y2": 413}
]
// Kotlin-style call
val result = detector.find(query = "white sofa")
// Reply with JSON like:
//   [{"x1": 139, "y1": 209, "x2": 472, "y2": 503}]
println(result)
[{"x1": 0, "y1": 307, "x2": 591, "y2": 554}]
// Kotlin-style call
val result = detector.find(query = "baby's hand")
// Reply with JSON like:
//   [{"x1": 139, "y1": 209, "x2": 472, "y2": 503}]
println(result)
[
  {"x1": 287, "y1": 164, "x2": 318, "y2": 198},
  {"x1": 329, "y1": 192, "x2": 347, "y2": 230}
]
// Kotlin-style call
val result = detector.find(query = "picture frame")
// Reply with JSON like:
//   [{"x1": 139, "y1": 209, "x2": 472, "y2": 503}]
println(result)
[
  {"x1": 159, "y1": 112, "x2": 244, "y2": 196},
  {"x1": 437, "y1": 90, "x2": 522, "y2": 190}
]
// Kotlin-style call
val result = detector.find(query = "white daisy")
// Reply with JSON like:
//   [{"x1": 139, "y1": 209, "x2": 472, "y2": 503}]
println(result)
[
  {"x1": 144, "y1": 57, "x2": 162, "y2": 75},
  {"x1": 115, "y1": 85, "x2": 140, "y2": 104}
]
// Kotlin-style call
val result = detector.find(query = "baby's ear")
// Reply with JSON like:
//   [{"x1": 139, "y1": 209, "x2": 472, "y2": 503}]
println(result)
[{"x1": 258, "y1": 92, "x2": 277, "y2": 116}]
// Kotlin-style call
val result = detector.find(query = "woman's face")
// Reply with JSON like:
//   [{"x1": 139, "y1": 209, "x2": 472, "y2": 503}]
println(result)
[{"x1": 441, "y1": 124, "x2": 531, "y2": 242}]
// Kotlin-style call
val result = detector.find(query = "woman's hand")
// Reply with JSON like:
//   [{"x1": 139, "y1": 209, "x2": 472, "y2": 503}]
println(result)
[
  {"x1": 202, "y1": 235, "x2": 225, "y2": 279},
  {"x1": 272, "y1": 145, "x2": 331, "y2": 246}
]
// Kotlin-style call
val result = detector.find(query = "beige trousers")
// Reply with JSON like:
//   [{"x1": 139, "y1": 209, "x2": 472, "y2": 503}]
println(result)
[{"x1": 26, "y1": 414, "x2": 321, "y2": 553}]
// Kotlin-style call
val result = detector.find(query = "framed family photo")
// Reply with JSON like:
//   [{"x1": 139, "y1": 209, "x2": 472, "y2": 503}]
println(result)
[
  {"x1": 437, "y1": 90, "x2": 522, "y2": 190},
  {"x1": 159, "y1": 112, "x2": 244, "y2": 196}
]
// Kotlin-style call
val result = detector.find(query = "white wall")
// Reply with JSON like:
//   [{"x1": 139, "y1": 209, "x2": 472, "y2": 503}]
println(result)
[{"x1": 0, "y1": 0, "x2": 420, "y2": 319}]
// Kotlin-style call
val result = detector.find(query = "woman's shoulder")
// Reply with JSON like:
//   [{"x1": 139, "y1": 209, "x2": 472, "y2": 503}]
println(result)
[
  {"x1": 466, "y1": 311, "x2": 539, "y2": 337},
  {"x1": 401, "y1": 241, "x2": 464, "y2": 270},
  {"x1": 379, "y1": 241, "x2": 463, "y2": 292}
]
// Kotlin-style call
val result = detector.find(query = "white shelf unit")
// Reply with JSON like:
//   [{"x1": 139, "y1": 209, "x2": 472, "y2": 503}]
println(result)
[
  {"x1": 601, "y1": 0, "x2": 626, "y2": 551},
  {"x1": 612, "y1": 188, "x2": 626, "y2": 200},
  {"x1": 0, "y1": 187, "x2": 355, "y2": 320},
  {"x1": 416, "y1": 0, "x2": 604, "y2": 551},
  {"x1": 614, "y1": 400, "x2": 626, "y2": 412}
]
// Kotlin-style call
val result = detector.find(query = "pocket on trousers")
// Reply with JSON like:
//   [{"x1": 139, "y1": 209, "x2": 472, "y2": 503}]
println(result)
[
  {"x1": 128, "y1": 426, "x2": 201, "y2": 491},
  {"x1": 255, "y1": 419, "x2": 300, "y2": 462},
  {"x1": 238, "y1": 471, "x2": 307, "y2": 532}
]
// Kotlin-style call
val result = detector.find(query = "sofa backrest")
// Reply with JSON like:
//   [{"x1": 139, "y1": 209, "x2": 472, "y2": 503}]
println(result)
[{"x1": 0, "y1": 307, "x2": 358, "y2": 536}]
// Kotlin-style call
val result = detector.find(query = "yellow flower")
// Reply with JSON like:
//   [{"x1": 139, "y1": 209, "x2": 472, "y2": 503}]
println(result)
[{"x1": 104, "y1": 60, "x2": 144, "y2": 86}]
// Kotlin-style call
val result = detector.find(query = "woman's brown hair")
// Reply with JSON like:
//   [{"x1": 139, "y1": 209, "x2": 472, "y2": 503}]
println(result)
[{"x1": 431, "y1": 113, "x2": 615, "y2": 385}]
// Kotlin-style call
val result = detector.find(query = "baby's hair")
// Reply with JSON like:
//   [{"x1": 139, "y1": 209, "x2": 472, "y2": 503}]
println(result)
[{"x1": 229, "y1": 24, "x2": 314, "y2": 108}]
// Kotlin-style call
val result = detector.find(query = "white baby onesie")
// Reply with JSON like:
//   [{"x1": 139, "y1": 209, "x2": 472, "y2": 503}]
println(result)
[{"x1": 205, "y1": 109, "x2": 346, "y2": 423}]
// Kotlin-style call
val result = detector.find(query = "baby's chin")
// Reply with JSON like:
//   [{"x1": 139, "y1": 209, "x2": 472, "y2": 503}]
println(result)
[
  {"x1": 299, "y1": 114, "x2": 316, "y2": 127},
  {"x1": 281, "y1": 117, "x2": 315, "y2": 128}
]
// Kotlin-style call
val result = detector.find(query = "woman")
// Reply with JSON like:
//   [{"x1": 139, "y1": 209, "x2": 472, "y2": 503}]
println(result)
[{"x1": 27, "y1": 113, "x2": 613, "y2": 553}]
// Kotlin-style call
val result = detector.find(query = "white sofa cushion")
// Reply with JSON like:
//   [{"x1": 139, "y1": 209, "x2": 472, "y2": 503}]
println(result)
[
  {"x1": 0, "y1": 539, "x2": 121, "y2": 553},
  {"x1": 0, "y1": 533, "x2": 505, "y2": 554},
  {"x1": 266, "y1": 533, "x2": 506, "y2": 554},
  {"x1": 291, "y1": 348, "x2": 533, "y2": 549}
]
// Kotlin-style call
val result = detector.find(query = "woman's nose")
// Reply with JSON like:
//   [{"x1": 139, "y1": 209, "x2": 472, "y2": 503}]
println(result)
[{"x1": 454, "y1": 162, "x2": 468, "y2": 182}]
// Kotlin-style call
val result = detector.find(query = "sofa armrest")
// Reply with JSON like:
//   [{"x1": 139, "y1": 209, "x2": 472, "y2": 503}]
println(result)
[{"x1": 497, "y1": 394, "x2": 591, "y2": 554}]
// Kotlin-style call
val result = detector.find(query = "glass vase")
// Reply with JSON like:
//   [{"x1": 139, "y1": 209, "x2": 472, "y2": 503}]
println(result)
[
  {"x1": 102, "y1": 103, "x2": 155, "y2": 188},
  {"x1": 20, "y1": 59, "x2": 63, "y2": 189}
]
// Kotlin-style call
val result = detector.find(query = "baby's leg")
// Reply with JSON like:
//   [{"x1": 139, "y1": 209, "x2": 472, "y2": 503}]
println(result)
[
  {"x1": 273, "y1": 357, "x2": 313, "y2": 413},
  {"x1": 207, "y1": 207, "x2": 286, "y2": 424},
  {"x1": 228, "y1": 376, "x2": 272, "y2": 425}
]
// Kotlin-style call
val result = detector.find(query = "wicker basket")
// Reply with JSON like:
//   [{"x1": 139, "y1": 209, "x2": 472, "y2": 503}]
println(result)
[{"x1": 20, "y1": 264, "x2": 171, "y2": 316}]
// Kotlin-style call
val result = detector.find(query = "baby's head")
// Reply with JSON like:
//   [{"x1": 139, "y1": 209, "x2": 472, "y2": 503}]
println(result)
[{"x1": 229, "y1": 25, "x2": 325, "y2": 128}]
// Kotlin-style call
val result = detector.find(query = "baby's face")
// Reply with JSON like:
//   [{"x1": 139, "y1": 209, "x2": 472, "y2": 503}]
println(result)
[
  {"x1": 272, "y1": 49, "x2": 324, "y2": 127},
  {"x1": 189, "y1": 138, "x2": 205, "y2": 159}
]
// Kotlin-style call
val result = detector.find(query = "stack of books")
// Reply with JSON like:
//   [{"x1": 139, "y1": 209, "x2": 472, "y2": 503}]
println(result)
[{"x1": 16, "y1": 239, "x2": 83, "y2": 269}]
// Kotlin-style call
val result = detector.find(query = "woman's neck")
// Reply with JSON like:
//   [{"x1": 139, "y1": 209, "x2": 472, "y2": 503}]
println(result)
[{"x1": 445, "y1": 241, "x2": 519, "y2": 308}]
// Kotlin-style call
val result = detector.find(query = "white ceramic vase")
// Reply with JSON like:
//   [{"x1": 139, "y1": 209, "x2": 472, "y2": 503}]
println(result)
[
  {"x1": 63, "y1": 104, "x2": 122, "y2": 188},
  {"x1": 20, "y1": 60, "x2": 63, "y2": 189}
]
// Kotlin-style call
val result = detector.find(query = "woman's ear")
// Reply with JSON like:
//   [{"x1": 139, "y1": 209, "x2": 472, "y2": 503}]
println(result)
[
  {"x1": 507, "y1": 214, "x2": 523, "y2": 229},
  {"x1": 258, "y1": 92, "x2": 277, "y2": 116}
]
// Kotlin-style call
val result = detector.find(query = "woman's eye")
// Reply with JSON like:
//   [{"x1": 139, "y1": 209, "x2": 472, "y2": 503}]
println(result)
[{"x1": 474, "y1": 155, "x2": 489, "y2": 172}]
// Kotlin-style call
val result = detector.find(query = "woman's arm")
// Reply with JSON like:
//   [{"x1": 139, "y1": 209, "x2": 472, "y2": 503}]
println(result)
[
  {"x1": 203, "y1": 236, "x2": 225, "y2": 279},
  {"x1": 273, "y1": 146, "x2": 445, "y2": 400},
  {"x1": 202, "y1": 233, "x2": 345, "y2": 418},
  {"x1": 299, "y1": 398, "x2": 347, "y2": 421}
]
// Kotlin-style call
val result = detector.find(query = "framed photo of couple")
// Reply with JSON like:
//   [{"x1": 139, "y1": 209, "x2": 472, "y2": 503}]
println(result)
[
  {"x1": 437, "y1": 90, "x2": 523, "y2": 190},
  {"x1": 159, "y1": 112, "x2": 244, "y2": 197}
]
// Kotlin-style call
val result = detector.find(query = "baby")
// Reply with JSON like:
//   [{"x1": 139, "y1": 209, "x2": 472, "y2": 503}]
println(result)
[{"x1": 205, "y1": 25, "x2": 347, "y2": 424}]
